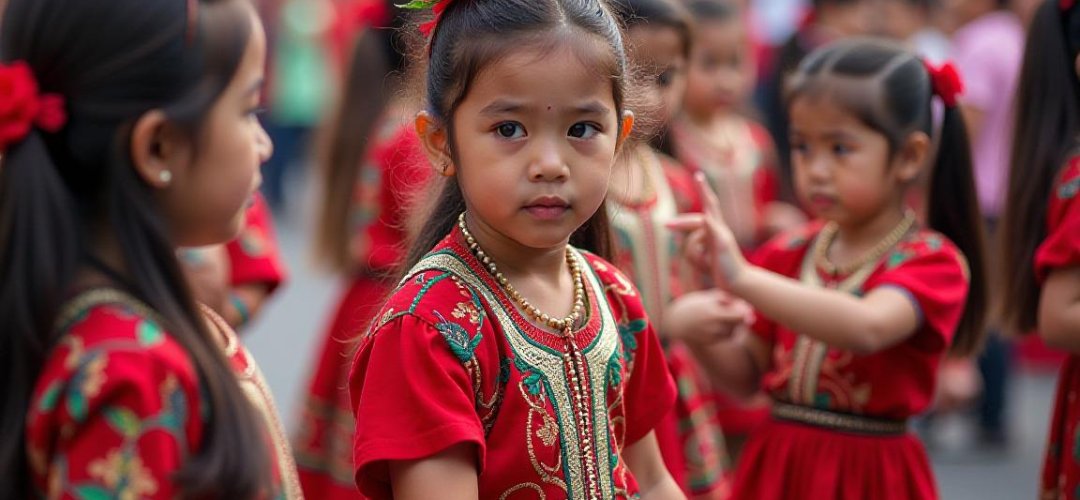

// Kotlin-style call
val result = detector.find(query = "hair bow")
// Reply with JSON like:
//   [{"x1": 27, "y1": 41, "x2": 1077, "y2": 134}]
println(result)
[
  {"x1": 0, "y1": 61, "x2": 67, "y2": 152},
  {"x1": 923, "y1": 61, "x2": 964, "y2": 108}
]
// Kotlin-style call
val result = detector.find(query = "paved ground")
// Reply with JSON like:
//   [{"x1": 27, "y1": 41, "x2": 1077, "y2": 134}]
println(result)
[{"x1": 242, "y1": 190, "x2": 1056, "y2": 499}]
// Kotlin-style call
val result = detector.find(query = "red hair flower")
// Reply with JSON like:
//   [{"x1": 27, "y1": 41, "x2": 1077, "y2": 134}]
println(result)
[
  {"x1": 399, "y1": 0, "x2": 454, "y2": 37},
  {"x1": 1063, "y1": 0, "x2": 1075, "y2": 12},
  {"x1": 923, "y1": 61, "x2": 964, "y2": 108},
  {"x1": 0, "y1": 61, "x2": 67, "y2": 152}
]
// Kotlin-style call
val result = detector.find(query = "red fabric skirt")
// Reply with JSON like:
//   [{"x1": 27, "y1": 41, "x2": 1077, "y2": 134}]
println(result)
[
  {"x1": 295, "y1": 274, "x2": 392, "y2": 500},
  {"x1": 1041, "y1": 355, "x2": 1080, "y2": 500},
  {"x1": 731, "y1": 418, "x2": 937, "y2": 500}
]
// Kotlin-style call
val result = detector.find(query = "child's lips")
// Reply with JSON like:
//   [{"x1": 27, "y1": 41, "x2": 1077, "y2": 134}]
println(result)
[
  {"x1": 808, "y1": 194, "x2": 836, "y2": 210},
  {"x1": 523, "y1": 196, "x2": 571, "y2": 220}
]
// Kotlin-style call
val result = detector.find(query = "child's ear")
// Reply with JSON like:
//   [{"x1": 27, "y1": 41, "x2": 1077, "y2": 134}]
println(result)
[
  {"x1": 415, "y1": 111, "x2": 455, "y2": 177},
  {"x1": 130, "y1": 109, "x2": 192, "y2": 189},
  {"x1": 615, "y1": 111, "x2": 635, "y2": 151},
  {"x1": 894, "y1": 130, "x2": 930, "y2": 184}
]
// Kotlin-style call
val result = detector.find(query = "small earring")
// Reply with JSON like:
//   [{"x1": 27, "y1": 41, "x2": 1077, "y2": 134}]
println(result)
[{"x1": 159, "y1": 170, "x2": 172, "y2": 184}]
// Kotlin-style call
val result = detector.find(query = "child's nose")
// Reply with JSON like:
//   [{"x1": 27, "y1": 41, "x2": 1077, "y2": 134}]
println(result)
[{"x1": 529, "y1": 138, "x2": 568, "y2": 181}]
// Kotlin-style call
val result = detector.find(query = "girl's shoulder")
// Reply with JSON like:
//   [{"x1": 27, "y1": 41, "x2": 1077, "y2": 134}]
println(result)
[
  {"x1": 48, "y1": 290, "x2": 197, "y2": 378},
  {"x1": 878, "y1": 227, "x2": 969, "y2": 280},
  {"x1": 27, "y1": 291, "x2": 203, "y2": 497},
  {"x1": 751, "y1": 221, "x2": 825, "y2": 262}
]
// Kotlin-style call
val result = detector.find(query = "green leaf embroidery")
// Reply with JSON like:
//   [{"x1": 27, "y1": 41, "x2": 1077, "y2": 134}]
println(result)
[
  {"x1": 105, "y1": 408, "x2": 141, "y2": 438},
  {"x1": 397, "y1": 0, "x2": 439, "y2": 9},
  {"x1": 136, "y1": 320, "x2": 164, "y2": 346},
  {"x1": 433, "y1": 311, "x2": 481, "y2": 363},
  {"x1": 523, "y1": 372, "x2": 544, "y2": 396},
  {"x1": 1059, "y1": 177, "x2": 1080, "y2": 200},
  {"x1": 38, "y1": 382, "x2": 62, "y2": 412},
  {"x1": 73, "y1": 486, "x2": 112, "y2": 500},
  {"x1": 607, "y1": 355, "x2": 623, "y2": 387},
  {"x1": 68, "y1": 391, "x2": 88, "y2": 423}
]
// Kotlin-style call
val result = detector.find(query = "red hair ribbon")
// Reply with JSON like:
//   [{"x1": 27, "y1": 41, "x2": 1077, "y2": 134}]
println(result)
[
  {"x1": 1063, "y1": 0, "x2": 1075, "y2": 12},
  {"x1": 923, "y1": 60, "x2": 964, "y2": 108},
  {"x1": 0, "y1": 61, "x2": 67, "y2": 152},
  {"x1": 399, "y1": 0, "x2": 453, "y2": 37}
]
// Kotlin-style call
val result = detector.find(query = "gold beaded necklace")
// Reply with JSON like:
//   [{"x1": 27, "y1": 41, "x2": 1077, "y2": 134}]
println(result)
[
  {"x1": 457, "y1": 213, "x2": 586, "y2": 333},
  {"x1": 813, "y1": 211, "x2": 916, "y2": 277}
]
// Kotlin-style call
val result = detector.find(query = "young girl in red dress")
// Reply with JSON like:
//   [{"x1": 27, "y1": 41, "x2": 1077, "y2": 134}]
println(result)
[
  {"x1": 999, "y1": 1, "x2": 1080, "y2": 498},
  {"x1": 0, "y1": 0, "x2": 302, "y2": 498},
  {"x1": 293, "y1": 4, "x2": 429, "y2": 498},
  {"x1": 607, "y1": 0, "x2": 729, "y2": 497},
  {"x1": 670, "y1": 38, "x2": 988, "y2": 500},
  {"x1": 348, "y1": 0, "x2": 690, "y2": 498}
]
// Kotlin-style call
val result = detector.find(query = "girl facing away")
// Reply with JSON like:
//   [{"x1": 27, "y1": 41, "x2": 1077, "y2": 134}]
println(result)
[
  {"x1": 606, "y1": 0, "x2": 731, "y2": 496},
  {"x1": 347, "y1": 0, "x2": 688, "y2": 498},
  {"x1": 999, "y1": 1, "x2": 1080, "y2": 498},
  {"x1": 670, "y1": 38, "x2": 987, "y2": 499},
  {"x1": 0, "y1": 0, "x2": 302, "y2": 498}
]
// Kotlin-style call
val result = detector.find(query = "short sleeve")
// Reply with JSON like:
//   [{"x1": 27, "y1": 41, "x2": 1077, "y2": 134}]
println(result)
[
  {"x1": 869, "y1": 236, "x2": 970, "y2": 351},
  {"x1": 349, "y1": 314, "x2": 485, "y2": 498},
  {"x1": 26, "y1": 335, "x2": 202, "y2": 499},
  {"x1": 622, "y1": 320, "x2": 678, "y2": 445},
  {"x1": 1036, "y1": 161, "x2": 1080, "y2": 281},
  {"x1": 226, "y1": 193, "x2": 287, "y2": 292}
]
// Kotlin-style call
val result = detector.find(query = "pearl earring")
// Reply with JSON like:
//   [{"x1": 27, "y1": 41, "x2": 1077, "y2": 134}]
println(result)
[{"x1": 159, "y1": 170, "x2": 172, "y2": 184}]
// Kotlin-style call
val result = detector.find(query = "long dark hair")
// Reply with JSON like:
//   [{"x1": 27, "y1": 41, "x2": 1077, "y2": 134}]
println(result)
[
  {"x1": 1001, "y1": 0, "x2": 1080, "y2": 334},
  {"x1": 787, "y1": 38, "x2": 988, "y2": 356},
  {"x1": 402, "y1": 0, "x2": 631, "y2": 272},
  {"x1": 0, "y1": 0, "x2": 272, "y2": 497},
  {"x1": 315, "y1": 2, "x2": 411, "y2": 274}
]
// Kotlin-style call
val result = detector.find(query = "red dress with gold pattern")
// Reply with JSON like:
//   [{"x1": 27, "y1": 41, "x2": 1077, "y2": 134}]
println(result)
[
  {"x1": 607, "y1": 151, "x2": 730, "y2": 499},
  {"x1": 1037, "y1": 157, "x2": 1080, "y2": 500},
  {"x1": 25, "y1": 289, "x2": 302, "y2": 499},
  {"x1": 732, "y1": 223, "x2": 970, "y2": 500},
  {"x1": 349, "y1": 229, "x2": 677, "y2": 499},
  {"x1": 226, "y1": 192, "x2": 288, "y2": 294},
  {"x1": 293, "y1": 125, "x2": 428, "y2": 499}
]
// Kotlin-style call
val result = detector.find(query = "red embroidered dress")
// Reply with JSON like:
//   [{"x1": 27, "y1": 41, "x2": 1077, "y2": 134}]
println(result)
[
  {"x1": 1038, "y1": 157, "x2": 1080, "y2": 500},
  {"x1": 731, "y1": 223, "x2": 970, "y2": 500},
  {"x1": 25, "y1": 289, "x2": 302, "y2": 499},
  {"x1": 607, "y1": 150, "x2": 729, "y2": 498},
  {"x1": 349, "y1": 229, "x2": 677, "y2": 499},
  {"x1": 226, "y1": 192, "x2": 288, "y2": 293},
  {"x1": 294, "y1": 125, "x2": 428, "y2": 499}
]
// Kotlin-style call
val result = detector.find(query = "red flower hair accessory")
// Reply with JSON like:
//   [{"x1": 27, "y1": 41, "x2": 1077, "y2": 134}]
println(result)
[
  {"x1": 0, "y1": 61, "x2": 67, "y2": 152},
  {"x1": 923, "y1": 60, "x2": 964, "y2": 108},
  {"x1": 1063, "y1": 0, "x2": 1075, "y2": 12},
  {"x1": 399, "y1": 0, "x2": 454, "y2": 37}
]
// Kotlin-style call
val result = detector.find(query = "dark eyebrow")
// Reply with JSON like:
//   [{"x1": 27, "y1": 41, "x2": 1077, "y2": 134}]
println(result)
[
  {"x1": 572, "y1": 101, "x2": 610, "y2": 116},
  {"x1": 479, "y1": 99, "x2": 526, "y2": 116}
]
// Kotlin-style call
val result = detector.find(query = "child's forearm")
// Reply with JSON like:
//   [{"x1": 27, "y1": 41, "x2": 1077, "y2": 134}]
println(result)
[{"x1": 731, "y1": 267, "x2": 917, "y2": 354}]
